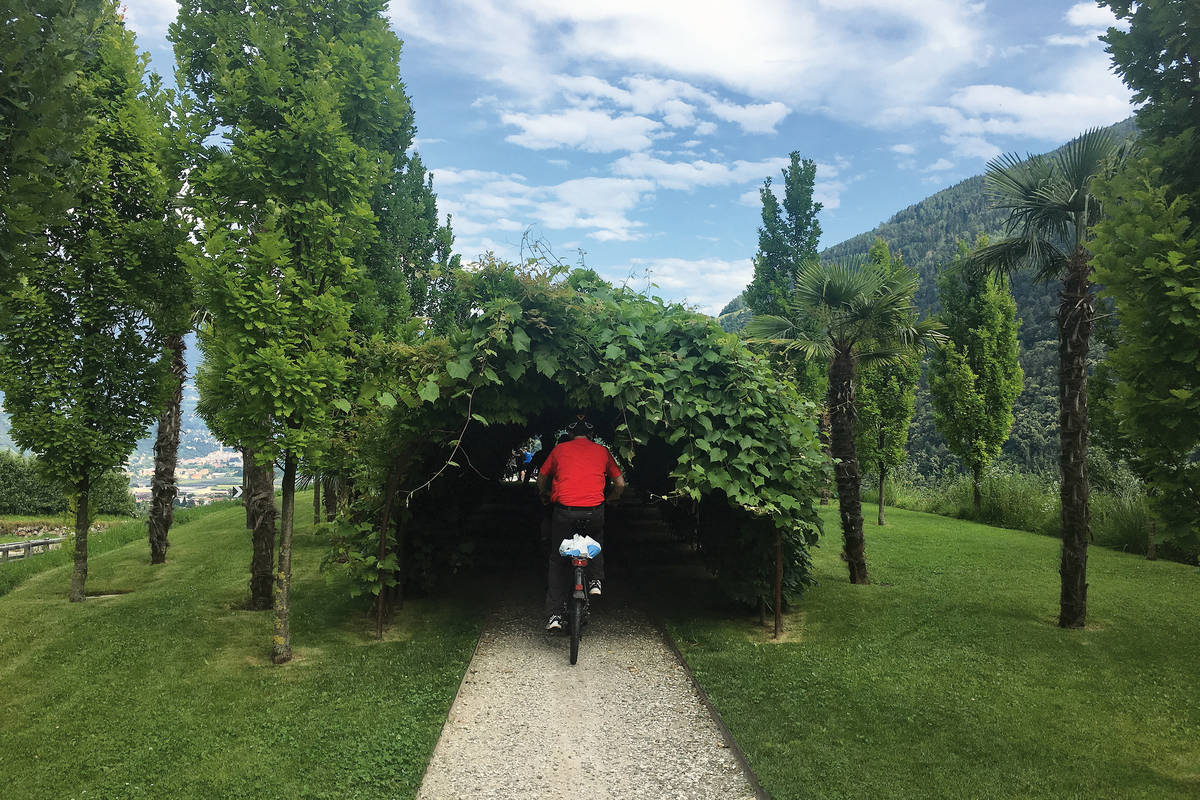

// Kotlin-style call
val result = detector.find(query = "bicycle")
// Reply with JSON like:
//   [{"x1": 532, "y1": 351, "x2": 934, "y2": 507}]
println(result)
[{"x1": 558, "y1": 521, "x2": 599, "y2": 665}]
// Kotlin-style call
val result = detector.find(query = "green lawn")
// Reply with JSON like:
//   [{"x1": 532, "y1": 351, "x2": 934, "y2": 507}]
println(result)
[
  {"x1": 671, "y1": 506, "x2": 1200, "y2": 800},
  {"x1": 0, "y1": 495, "x2": 481, "y2": 800}
]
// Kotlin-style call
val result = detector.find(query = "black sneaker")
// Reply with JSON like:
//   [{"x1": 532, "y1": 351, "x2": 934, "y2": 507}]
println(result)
[
  {"x1": 588, "y1": 579, "x2": 602, "y2": 597},
  {"x1": 545, "y1": 614, "x2": 563, "y2": 631}
]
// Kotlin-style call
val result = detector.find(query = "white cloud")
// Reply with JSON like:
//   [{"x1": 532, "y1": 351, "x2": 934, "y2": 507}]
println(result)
[
  {"x1": 1065, "y1": 2, "x2": 1119, "y2": 29},
  {"x1": 924, "y1": 158, "x2": 954, "y2": 172},
  {"x1": 916, "y1": 51, "x2": 1133, "y2": 160},
  {"x1": 612, "y1": 257, "x2": 754, "y2": 315},
  {"x1": 890, "y1": 143, "x2": 916, "y2": 155},
  {"x1": 611, "y1": 153, "x2": 788, "y2": 191},
  {"x1": 430, "y1": 167, "x2": 654, "y2": 244},
  {"x1": 1045, "y1": 33, "x2": 1099, "y2": 48},
  {"x1": 694, "y1": 121, "x2": 718, "y2": 136},
  {"x1": 1048, "y1": 3, "x2": 1124, "y2": 47},
  {"x1": 706, "y1": 99, "x2": 790, "y2": 134},
  {"x1": 122, "y1": 0, "x2": 178, "y2": 41},
  {"x1": 499, "y1": 108, "x2": 661, "y2": 152},
  {"x1": 388, "y1": 0, "x2": 988, "y2": 127},
  {"x1": 736, "y1": 157, "x2": 854, "y2": 211}
]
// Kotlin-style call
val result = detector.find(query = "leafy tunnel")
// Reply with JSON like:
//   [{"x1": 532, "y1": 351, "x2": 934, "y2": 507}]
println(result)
[{"x1": 328, "y1": 260, "x2": 828, "y2": 622}]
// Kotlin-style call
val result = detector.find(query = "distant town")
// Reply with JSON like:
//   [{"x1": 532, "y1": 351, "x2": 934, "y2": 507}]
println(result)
[{"x1": 126, "y1": 446, "x2": 243, "y2": 507}]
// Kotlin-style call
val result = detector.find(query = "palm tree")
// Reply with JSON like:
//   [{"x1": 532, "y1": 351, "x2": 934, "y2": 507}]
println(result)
[
  {"x1": 748, "y1": 258, "x2": 942, "y2": 584},
  {"x1": 970, "y1": 127, "x2": 1123, "y2": 629}
]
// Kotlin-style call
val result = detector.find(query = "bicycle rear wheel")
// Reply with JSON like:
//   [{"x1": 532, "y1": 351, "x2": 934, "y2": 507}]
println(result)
[{"x1": 569, "y1": 596, "x2": 582, "y2": 665}]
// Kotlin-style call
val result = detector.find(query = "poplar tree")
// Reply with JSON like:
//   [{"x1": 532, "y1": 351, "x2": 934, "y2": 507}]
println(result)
[
  {"x1": 0, "y1": 1, "x2": 176, "y2": 601},
  {"x1": 172, "y1": 0, "x2": 412, "y2": 663},
  {"x1": 1, "y1": 0, "x2": 100, "y2": 287},
  {"x1": 744, "y1": 152, "x2": 822, "y2": 318},
  {"x1": 930, "y1": 239, "x2": 1024, "y2": 515},
  {"x1": 855, "y1": 239, "x2": 920, "y2": 526}
]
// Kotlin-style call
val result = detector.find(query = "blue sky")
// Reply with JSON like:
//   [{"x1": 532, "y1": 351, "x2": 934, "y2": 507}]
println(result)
[{"x1": 123, "y1": 0, "x2": 1133, "y2": 314}]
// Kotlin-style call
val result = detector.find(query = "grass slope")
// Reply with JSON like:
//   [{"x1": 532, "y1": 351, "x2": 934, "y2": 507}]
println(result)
[
  {"x1": 671, "y1": 506, "x2": 1200, "y2": 800},
  {"x1": 0, "y1": 497, "x2": 481, "y2": 800}
]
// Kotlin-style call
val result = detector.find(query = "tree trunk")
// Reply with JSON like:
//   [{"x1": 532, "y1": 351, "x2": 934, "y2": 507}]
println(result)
[
  {"x1": 272, "y1": 452, "x2": 297, "y2": 664},
  {"x1": 323, "y1": 474, "x2": 337, "y2": 520},
  {"x1": 375, "y1": 466, "x2": 401, "y2": 639},
  {"x1": 773, "y1": 527, "x2": 783, "y2": 638},
  {"x1": 68, "y1": 474, "x2": 91, "y2": 602},
  {"x1": 148, "y1": 334, "x2": 185, "y2": 564},
  {"x1": 242, "y1": 447, "x2": 252, "y2": 529},
  {"x1": 818, "y1": 408, "x2": 832, "y2": 505},
  {"x1": 313, "y1": 471, "x2": 321, "y2": 524},
  {"x1": 972, "y1": 462, "x2": 983, "y2": 518},
  {"x1": 828, "y1": 350, "x2": 868, "y2": 584},
  {"x1": 1057, "y1": 254, "x2": 1094, "y2": 629},
  {"x1": 877, "y1": 461, "x2": 886, "y2": 526},
  {"x1": 245, "y1": 448, "x2": 277, "y2": 610}
]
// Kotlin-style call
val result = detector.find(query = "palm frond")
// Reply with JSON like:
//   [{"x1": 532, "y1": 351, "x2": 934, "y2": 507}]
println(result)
[
  {"x1": 1052, "y1": 127, "x2": 1115, "y2": 206},
  {"x1": 792, "y1": 257, "x2": 884, "y2": 313},
  {"x1": 968, "y1": 237, "x2": 1068, "y2": 283},
  {"x1": 746, "y1": 313, "x2": 832, "y2": 363},
  {"x1": 745, "y1": 313, "x2": 799, "y2": 341}
]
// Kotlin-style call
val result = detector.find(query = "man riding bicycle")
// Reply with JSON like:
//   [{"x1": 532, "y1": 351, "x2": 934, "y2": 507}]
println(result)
[{"x1": 537, "y1": 414, "x2": 625, "y2": 631}]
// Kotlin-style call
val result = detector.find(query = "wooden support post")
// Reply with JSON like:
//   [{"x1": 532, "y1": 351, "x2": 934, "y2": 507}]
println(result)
[
  {"x1": 773, "y1": 527, "x2": 783, "y2": 639},
  {"x1": 375, "y1": 466, "x2": 400, "y2": 640}
]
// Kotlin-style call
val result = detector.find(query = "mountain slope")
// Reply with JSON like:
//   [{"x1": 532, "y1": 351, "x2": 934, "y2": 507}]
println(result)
[{"x1": 722, "y1": 118, "x2": 1138, "y2": 475}]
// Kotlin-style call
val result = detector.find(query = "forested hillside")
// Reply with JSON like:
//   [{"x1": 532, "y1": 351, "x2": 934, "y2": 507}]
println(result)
[{"x1": 722, "y1": 117, "x2": 1138, "y2": 477}]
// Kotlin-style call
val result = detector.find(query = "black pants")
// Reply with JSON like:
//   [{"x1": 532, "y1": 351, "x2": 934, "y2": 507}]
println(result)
[{"x1": 544, "y1": 504, "x2": 605, "y2": 616}]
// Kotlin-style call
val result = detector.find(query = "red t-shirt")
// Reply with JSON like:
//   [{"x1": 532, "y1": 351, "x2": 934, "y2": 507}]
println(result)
[{"x1": 540, "y1": 437, "x2": 622, "y2": 507}]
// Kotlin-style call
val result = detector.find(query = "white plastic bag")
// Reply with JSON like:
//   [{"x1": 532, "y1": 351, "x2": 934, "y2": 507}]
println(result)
[{"x1": 558, "y1": 534, "x2": 602, "y2": 558}]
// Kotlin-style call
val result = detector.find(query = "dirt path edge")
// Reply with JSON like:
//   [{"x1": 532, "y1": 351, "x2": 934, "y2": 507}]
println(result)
[
  {"x1": 652, "y1": 617, "x2": 774, "y2": 800},
  {"x1": 414, "y1": 619, "x2": 487, "y2": 791}
]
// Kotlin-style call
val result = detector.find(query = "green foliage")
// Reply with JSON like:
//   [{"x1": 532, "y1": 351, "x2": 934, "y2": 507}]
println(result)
[
  {"x1": 818, "y1": 119, "x2": 1136, "y2": 478},
  {"x1": 747, "y1": 258, "x2": 944, "y2": 369},
  {"x1": 1092, "y1": 150, "x2": 1200, "y2": 547},
  {"x1": 744, "y1": 153, "x2": 822, "y2": 318},
  {"x1": 1101, "y1": 0, "x2": 1199, "y2": 199},
  {"x1": 855, "y1": 240, "x2": 922, "y2": 476},
  {"x1": 175, "y1": 0, "x2": 410, "y2": 464},
  {"x1": 0, "y1": 4, "x2": 175, "y2": 494},
  {"x1": 332, "y1": 260, "x2": 826, "y2": 606},
  {"x1": 0, "y1": 0, "x2": 101, "y2": 284},
  {"x1": 929, "y1": 239, "x2": 1023, "y2": 481},
  {"x1": 0, "y1": 451, "x2": 136, "y2": 517}
]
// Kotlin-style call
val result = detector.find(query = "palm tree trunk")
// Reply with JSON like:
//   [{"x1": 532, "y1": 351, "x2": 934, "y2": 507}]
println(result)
[
  {"x1": 818, "y1": 408, "x2": 832, "y2": 505},
  {"x1": 828, "y1": 350, "x2": 868, "y2": 584},
  {"x1": 245, "y1": 447, "x2": 277, "y2": 610},
  {"x1": 1057, "y1": 254, "x2": 1093, "y2": 629},
  {"x1": 323, "y1": 474, "x2": 337, "y2": 520},
  {"x1": 312, "y1": 470, "x2": 321, "y2": 524},
  {"x1": 148, "y1": 334, "x2": 185, "y2": 564},
  {"x1": 272, "y1": 451, "x2": 297, "y2": 664},
  {"x1": 68, "y1": 473, "x2": 90, "y2": 602}
]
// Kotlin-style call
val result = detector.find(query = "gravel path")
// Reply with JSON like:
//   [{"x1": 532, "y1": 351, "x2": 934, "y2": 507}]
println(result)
[{"x1": 416, "y1": 584, "x2": 759, "y2": 800}]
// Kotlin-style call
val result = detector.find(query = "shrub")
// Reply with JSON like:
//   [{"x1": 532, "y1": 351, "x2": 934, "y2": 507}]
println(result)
[{"x1": 0, "y1": 451, "x2": 135, "y2": 516}]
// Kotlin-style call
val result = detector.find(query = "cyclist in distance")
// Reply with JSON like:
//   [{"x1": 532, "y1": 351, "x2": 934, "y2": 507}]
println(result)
[{"x1": 537, "y1": 414, "x2": 625, "y2": 631}]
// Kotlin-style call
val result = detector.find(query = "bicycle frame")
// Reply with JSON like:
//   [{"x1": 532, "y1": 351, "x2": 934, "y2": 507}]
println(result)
[{"x1": 571, "y1": 556, "x2": 589, "y2": 598}]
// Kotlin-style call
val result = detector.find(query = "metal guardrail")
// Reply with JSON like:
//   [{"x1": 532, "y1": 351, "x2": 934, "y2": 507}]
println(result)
[{"x1": 0, "y1": 537, "x2": 68, "y2": 561}]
